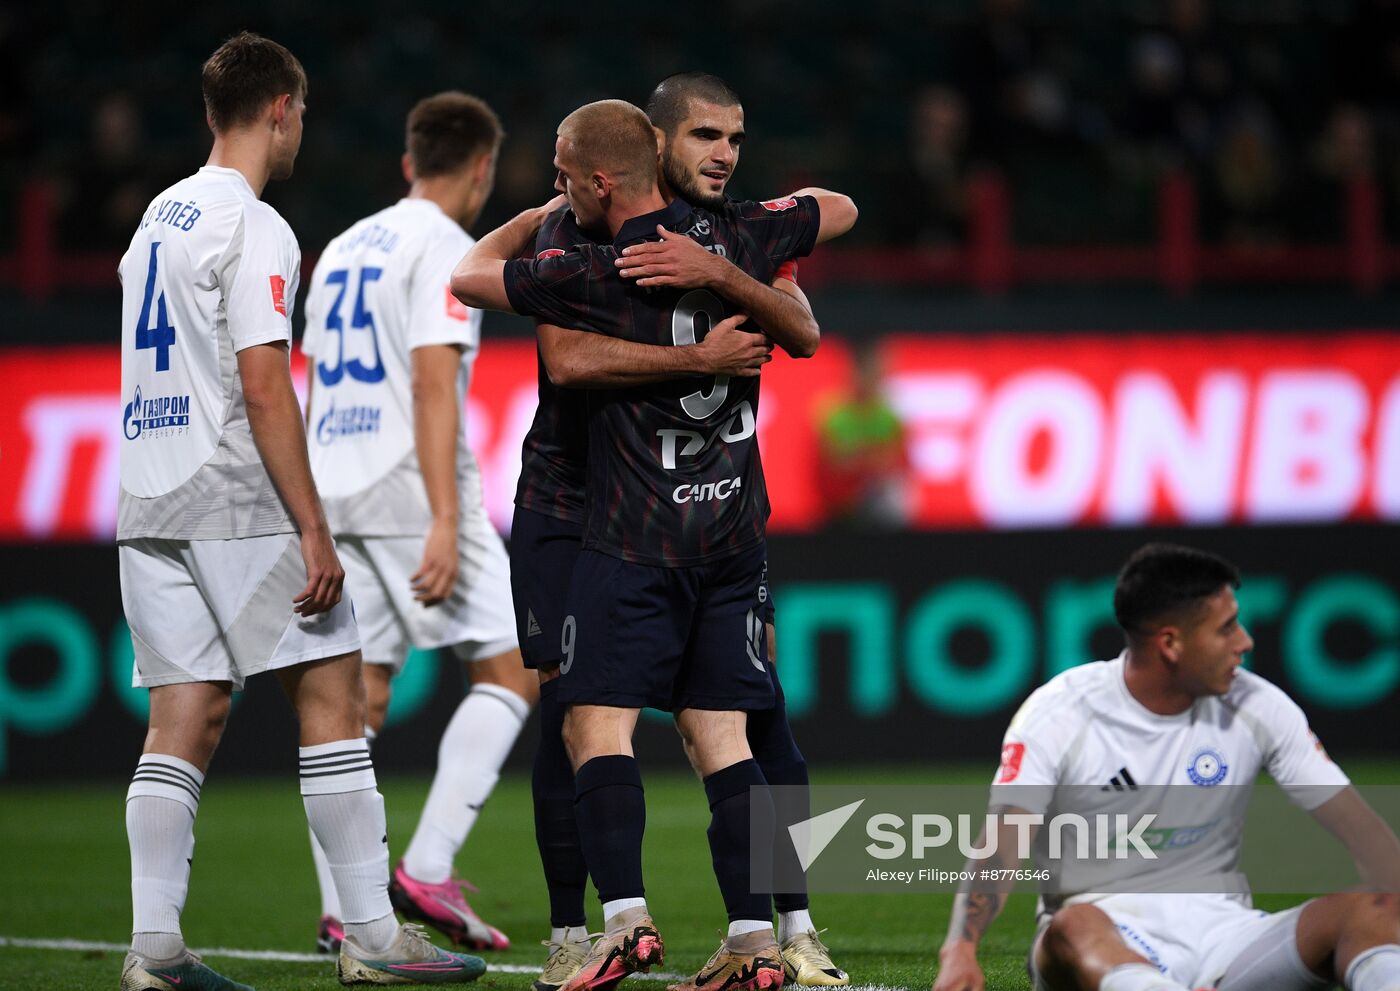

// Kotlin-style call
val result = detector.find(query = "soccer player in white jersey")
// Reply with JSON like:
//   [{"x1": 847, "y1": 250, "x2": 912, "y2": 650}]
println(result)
[
  {"x1": 932, "y1": 543, "x2": 1400, "y2": 991},
  {"x1": 301, "y1": 91, "x2": 534, "y2": 955},
  {"x1": 117, "y1": 34, "x2": 484, "y2": 990}
]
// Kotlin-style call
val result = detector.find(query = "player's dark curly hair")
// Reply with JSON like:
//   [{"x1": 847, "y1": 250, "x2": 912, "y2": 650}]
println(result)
[
  {"x1": 645, "y1": 72, "x2": 742, "y2": 136},
  {"x1": 1113, "y1": 543, "x2": 1241, "y2": 639},
  {"x1": 201, "y1": 32, "x2": 306, "y2": 132},
  {"x1": 407, "y1": 91, "x2": 503, "y2": 178}
]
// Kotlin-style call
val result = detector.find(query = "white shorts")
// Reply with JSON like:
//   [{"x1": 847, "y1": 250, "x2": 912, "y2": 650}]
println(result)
[
  {"x1": 120, "y1": 534, "x2": 361, "y2": 691},
  {"x1": 1031, "y1": 894, "x2": 1326, "y2": 991},
  {"x1": 338, "y1": 514, "x2": 517, "y2": 670}
]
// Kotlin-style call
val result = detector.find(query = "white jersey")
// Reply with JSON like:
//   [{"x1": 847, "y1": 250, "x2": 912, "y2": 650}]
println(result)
[
  {"x1": 302, "y1": 198, "x2": 480, "y2": 536},
  {"x1": 118, "y1": 166, "x2": 300, "y2": 541},
  {"x1": 989, "y1": 654, "x2": 1349, "y2": 913}
]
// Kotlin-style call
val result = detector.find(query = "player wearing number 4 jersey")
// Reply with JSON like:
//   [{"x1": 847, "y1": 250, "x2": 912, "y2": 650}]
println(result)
[
  {"x1": 302, "y1": 92, "x2": 534, "y2": 955},
  {"x1": 117, "y1": 33, "x2": 481, "y2": 990},
  {"x1": 932, "y1": 544, "x2": 1400, "y2": 991},
  {"x1": 453, "y1": 99, "x2": 857, "y2": 991}
]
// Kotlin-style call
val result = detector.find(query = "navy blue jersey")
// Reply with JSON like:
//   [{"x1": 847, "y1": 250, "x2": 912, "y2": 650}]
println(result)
[
  {"x1": 503, "y1": 195, "x2": 820, "y2": 567},
  {"x1": 511, "y1": 208, "x2": 600, "y2": 524}
]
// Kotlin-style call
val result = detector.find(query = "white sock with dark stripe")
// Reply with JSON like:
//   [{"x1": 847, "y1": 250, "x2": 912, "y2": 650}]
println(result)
[
  {"x1": 300, "y1": 739, "x2": 397, "y2": 953},
  {"x1": 127, "y1": 754, "x2": 203, "y2": 961},
  {"x1": 307, "y1": 726, "x2": 375, "y2": 920},
  {"x1": 402, "y1": 684, "x2": 530, "y2": 884}
]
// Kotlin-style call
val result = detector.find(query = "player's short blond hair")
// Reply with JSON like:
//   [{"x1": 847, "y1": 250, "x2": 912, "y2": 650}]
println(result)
[{"x1": 557, "y1": 100, "x2": 658, "y2": 195}]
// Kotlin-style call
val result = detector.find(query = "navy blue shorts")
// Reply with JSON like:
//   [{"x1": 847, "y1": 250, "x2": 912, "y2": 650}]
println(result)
[
  {"x1": 509, "y1": 506, "x2": 584, "y2": 670},
  {"x1": 557, "y1": 542, "x2": 775, "y2": 712}
]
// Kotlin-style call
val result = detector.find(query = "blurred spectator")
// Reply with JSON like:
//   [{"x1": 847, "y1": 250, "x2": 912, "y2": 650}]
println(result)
[
  {"x1": 895, "y1": 85, "x2": 971, "y2": 246},
  {"x1": 59, "y1": 92, "x2": 160, "y2": 252},
  {"x1": 1204, "y1": 101, "x2": 1286, "y2": 246},
  {"x1": 1296, "y1": 103, "x2": 1376, "y2": 241},
  {"x1": 815, "y1": 344, "x2": 910, "y2": 530}
]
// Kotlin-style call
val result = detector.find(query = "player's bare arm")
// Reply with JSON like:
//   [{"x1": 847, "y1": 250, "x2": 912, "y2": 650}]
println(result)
[
  {"x1": 932, "y1": 813, "x2": 1038, "y2": 991},
  {"x1": 615, "y1": 225, "x2": 820, "y2": 358},
  {"x1": 237, "y1": 341, "x2": 344, "y2": 616},
  {"x1": 409, "y1": 343, "x2": 465, "y2": 607},
  {"x1": 791, "y1": 187, "x2": 859, "y2": 243},
  {"x1": 451, "y1": 196, "x2": 567, "y2": 312},
  {"x1": 537, "y1": 312, "x2": 770, "y2": 388},
  {"x1": 1310, "y1": 785, "x2": 1400, "y2": 891}
]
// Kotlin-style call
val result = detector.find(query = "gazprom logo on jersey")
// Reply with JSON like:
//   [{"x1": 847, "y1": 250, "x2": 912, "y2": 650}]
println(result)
[
  {"x1": 316, "y1": 400, "x2": 382, "y2": 445},
  {"x1": 673, "y1": 476, "x2": 743, "y2": 504},
  {"x1": 122, "y1": 386, "x2": 190, "y2": 440}
]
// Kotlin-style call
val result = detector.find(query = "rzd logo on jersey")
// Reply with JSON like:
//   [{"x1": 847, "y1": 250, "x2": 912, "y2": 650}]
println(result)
[{"x1": 657, "y1": 400, "x2": 755, "y2": 469}]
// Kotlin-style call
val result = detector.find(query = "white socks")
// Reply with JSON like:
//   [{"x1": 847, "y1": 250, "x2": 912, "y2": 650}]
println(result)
[
  {"x1": 550, "y1": 925, "x2": 589, "y2": 945},
  {"x1": 602, "y1": 897, "x2": 648, "y2": 930},
  {"x1": 728, "y1": 920, "x2": 774, "y2": 938},
  {"x1": 127, "y1": 754, "x2": 203, "y2": 961},
  {"x1": 778, "y1": 909, "x2": 814, "y2": 943},
  {"x1": 402, "y1": 684, "x2": 530, "y2": 884},
  {"x1": 300, "y1": 739, "x2": 397, "y2": 952},
  {"x1": 1099, "y1": 963, "x2": 1189, "y2": 991},
  {"x1": 1349, "y1": 944, "x2": 1400, "y2": 991},
  {"x1": 307, "y1": 726, "x2": 375, "y2": 919}
]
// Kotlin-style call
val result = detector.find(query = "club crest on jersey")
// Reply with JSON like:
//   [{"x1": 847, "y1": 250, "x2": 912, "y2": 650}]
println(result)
[
  {"x1": 537, "y1": 248, "x2": 566, "y2": 260},
  {"x1": 269, "y1": 274, "x2": 287, "y2": 316},
  {"x1": 1186, "y1": 747, "x2": 1228, "y2": 787},
  {"x1": 761, "y1": 197, "x2": 797, "y2": 212}
]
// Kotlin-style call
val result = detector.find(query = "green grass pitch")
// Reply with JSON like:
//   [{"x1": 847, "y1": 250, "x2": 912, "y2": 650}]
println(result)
[{"x1": 4, "y1": 763, "x2": 1377, "y2": 991}]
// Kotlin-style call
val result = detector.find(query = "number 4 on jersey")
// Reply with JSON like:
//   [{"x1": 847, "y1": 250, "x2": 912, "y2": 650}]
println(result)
[{"x1": 135, "y1": 242, "x2": 176, "y2": 371}]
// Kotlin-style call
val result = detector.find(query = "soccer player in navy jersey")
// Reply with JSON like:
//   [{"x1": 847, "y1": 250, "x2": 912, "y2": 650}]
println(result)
[
  {"x1": 452, "y1": 99, "x2": 856, "y2": 991},
  {"x1": 517, "y1": 73, "x2": 849, "y2": 991}
]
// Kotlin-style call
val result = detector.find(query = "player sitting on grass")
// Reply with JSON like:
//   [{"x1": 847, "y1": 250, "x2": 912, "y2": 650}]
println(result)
[{"x1": 932, "y1": 543, "x2": 1400, "y2": 991}]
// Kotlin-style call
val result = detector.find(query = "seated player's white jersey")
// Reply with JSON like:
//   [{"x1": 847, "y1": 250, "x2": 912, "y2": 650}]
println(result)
[
  {"x1": 988, "y1": 654, "x2": 1349, "y2": 917},
  {"x1": 302, "y1": 199, "x2": 479, "y2": 536},
  {"x1": 117, "y1": 166, "x2": 300, "y2": 541}
]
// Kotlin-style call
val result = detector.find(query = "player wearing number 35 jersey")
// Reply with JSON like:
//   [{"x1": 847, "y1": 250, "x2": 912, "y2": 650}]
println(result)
[{"x1": 301, "y1": 92, "x2": 532, "y2": 956}]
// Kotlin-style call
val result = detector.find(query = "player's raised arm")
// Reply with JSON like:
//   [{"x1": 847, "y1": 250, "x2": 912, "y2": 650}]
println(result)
[
  {"x1": 615, "y1": 226, "x2": 821, "y2": 358},
  {"x1": 451, "y1": 197, "x2": 565, "y2": 312},
  {"x1": 790, "y1": 186, "x2": 858, "y2": 243},
  {"x1": 537, "y1": 313, "x2": 771, "y2": 388}
]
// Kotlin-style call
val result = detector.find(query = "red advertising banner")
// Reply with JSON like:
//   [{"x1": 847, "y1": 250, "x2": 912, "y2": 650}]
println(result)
[
  {"x1": 884, "y1": 333, "x2": 1400, "y2": 528},
  {"x1": 1, "y1": 333, "x2": 1396, "y2": 542}
]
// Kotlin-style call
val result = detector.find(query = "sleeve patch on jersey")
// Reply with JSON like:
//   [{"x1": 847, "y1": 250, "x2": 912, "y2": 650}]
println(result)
[
  {"x1": 537, "y1": 247, "x2": 566, "y2": 260},
  {"x1": 997, "y1": 742, "x2": 1026, "y2": 783},
  {"x1": 761, "y1": 197, "x2": 798, "y2": 213},
  {"x1": 775, "y1": 259, "x2": 799, "y2": 283},
  {"x1": 445, "y1": 284, "x2": 470, "y2": 321},
  {"x1": 269, "y1": 274, "x2": 287, "y2": 316}
]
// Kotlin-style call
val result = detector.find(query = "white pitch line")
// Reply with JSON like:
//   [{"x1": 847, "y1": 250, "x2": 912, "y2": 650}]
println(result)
[
  {"x1": 0, "y1": 935, "x2": 681, "y2": 980},
  {"x1": 0, "y1": 935, "x2": 908, "y2": 991}
]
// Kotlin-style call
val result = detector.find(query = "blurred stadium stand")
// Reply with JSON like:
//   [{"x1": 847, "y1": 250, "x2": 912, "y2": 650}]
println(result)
[{"x1": 6, "y1": 0, "x2": 1400, "y2": 309}]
